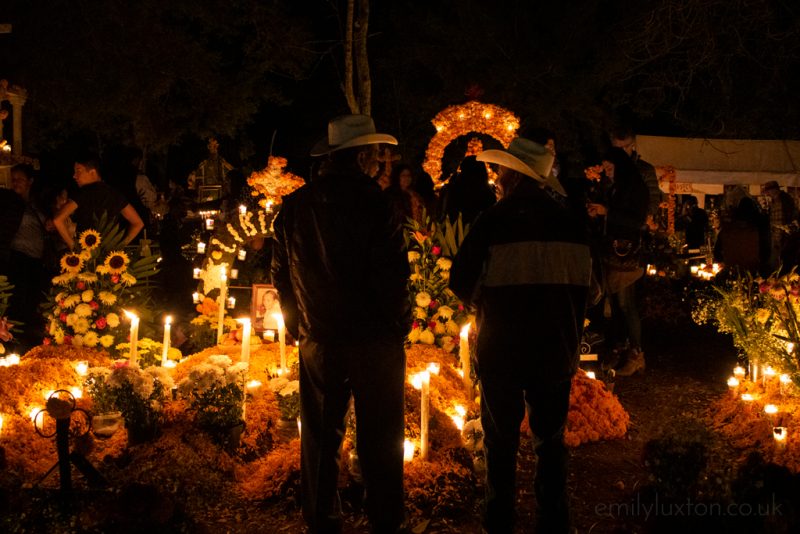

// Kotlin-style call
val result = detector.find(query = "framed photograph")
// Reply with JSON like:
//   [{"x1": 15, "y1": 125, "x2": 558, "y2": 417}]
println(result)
[
  {"x1": 251, "y1": 284, "x2": 282, "y2": 333},
  {"x1": 198, "y1": 184, "x2": 222, "y2": 202}
]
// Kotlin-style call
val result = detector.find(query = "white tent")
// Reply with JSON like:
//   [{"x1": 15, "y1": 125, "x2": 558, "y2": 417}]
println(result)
[{"x1": 635, "y1": 136, "x2": 800, "y2": 199}]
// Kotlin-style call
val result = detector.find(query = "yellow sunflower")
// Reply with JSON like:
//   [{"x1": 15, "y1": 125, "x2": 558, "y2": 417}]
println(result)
[
  {"x1": 60, "y1": 253, "x2": 84, "y2": 273},
  {"x1": 103, "y1": 251, "x2": 130, "y2": 275},
  {"x1": 78, "y1": 229, "x2": 101, "y2": 251}
]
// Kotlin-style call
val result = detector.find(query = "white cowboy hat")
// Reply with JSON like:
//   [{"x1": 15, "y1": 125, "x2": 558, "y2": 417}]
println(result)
[
  {"x1": 477, "y1": 137, "x2": 567, "y2": 197},
  {"x1": 311, "y1": 114, "x2": 398, "y2": 156}
]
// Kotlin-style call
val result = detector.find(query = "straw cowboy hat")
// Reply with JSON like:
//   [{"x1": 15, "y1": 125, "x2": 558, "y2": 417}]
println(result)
[
  {"x1": 311, "y1": 114, "x2": 398, "y2": 156},
  {"x1": 477, "y1": 137, "x2": 567, "y2": 197}
]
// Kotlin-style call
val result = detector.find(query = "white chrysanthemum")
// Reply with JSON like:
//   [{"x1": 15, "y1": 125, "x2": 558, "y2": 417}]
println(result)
[
  {"x1": 414, "y1": 307, "x2": 428, "y2": 320},
  {"x1": 437, "y1": 306, "x2": 454, "y2": 320},
  {"x1": 415, "y1": 292, "x2": 432, "y2": 308},
  {"x1": 145, "y1": 366, "x2": 175, "y2": 391},
  {"x1": 419, "y1": 329, "x2": 435, "y2": 345},
  {"x1": 106, "y1": 313, "x2": 120, "y2": 328},
  {"x1": 63, "y1": 294, "x2": 81, "y2": 309},
  {"x1": 100, "y1": 335, "x2": 115, "y2": 348},
  {"x1": 268, "y1": 376, "x2": 290, "y2": 392},
  {"x1": 226, "y1": 362, "x2": 249, "y2": 384},
  {"x1": 446, "y1": 320, "x2": 460, "y2": 336},
  {"x1": 436, "y1": 257, "x2": 452, "y2": 271},
  {"x1": 279, "y1": 380, "x2": 299, "y2": 397},
  {"x1": 78, "y1": 272, "x2": 98, "y2": 283},
  {"x1": 408, "y1": 251, "x2": 421, "y2": 263},
  {"x1": 75, "y1": 303, "x2": 93, "y2": 317},
  {"x1": 83, "y1": 331, "x2": 99, "y2": 347},
  {"x1": 81, "y1": 290, "x2": 94, "y2": 303},
  {"x1": 208, "y1": 354, "x2": 233, "y2": 369},
  {"x1": 98, "y1": 291, "x2": 117, "y2": 306},
  {"x1": 408, "y1": 326, "x2": 421, "y2": 343},
  {"x1": 73, "y1": 317, "x2": 90, "y2": 334}
]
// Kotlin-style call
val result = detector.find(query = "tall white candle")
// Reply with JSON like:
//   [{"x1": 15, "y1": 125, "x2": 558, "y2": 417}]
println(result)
[
  {"x1": 123, "y1": 310, "x2": 140, "y2": 366},
  {"x1": 161, "y1": 316, "x2": 172, "y2": 366},
  {"x1": 420, "y1": 371, "x2": 430, "y2": 460},
  {"x1": 460, "y1": 323, "x2": 472, "y2": 393},
  {"x1": 217, "y1": 269, "x2": 227, "y2": 344},
  {"x1": 273, "y1": 313, "x2": 287, "y2": 370},
  {"x1": 237, "y1": 318, "x2": 252, "y2": 363}
]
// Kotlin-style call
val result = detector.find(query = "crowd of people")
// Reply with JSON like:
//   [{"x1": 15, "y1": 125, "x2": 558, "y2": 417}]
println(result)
[{"x1": 4, "y1": 111, "x2": 800, "y2": 533}]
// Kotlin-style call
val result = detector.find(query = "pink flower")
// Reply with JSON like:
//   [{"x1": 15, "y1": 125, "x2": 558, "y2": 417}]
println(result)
[
  {"x1": 59, "y1": 313, "x2": 68, "y2": 323},
  {"x1": 458, "y1": 304, "x2": 465, "y2": 311},
  {"x1": 432, "y1": 246, "x2": 442, "y2": 256},
  {"x1": 111, "y1": 274, "x2": 120, "y2": 284},
  {"x1": 428, "y1": 321, "x2": 437, "y2": 330},
  {"x1": 95, "y1": 317, "x2": 107, "y2": 329}
]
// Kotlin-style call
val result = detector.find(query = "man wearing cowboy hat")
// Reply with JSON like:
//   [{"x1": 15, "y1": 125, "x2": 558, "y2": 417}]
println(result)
[
  {"x1": 450, "y1": 138, "x2": 590, "y2": 533},
  {"x1": 271, "y1": 114, "x2": 410, "y2": 533}
]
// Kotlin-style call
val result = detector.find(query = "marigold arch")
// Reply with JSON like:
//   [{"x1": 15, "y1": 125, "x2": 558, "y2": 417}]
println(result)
[{"x1": 422, "y1": 101, "x2": 520, "y2": 181}]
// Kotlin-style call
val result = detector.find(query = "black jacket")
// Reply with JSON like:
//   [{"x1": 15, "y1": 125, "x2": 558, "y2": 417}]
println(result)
[
  {"x1": 449, "y1": 180, "x2": 591, "y2": 381},
  {"x1": 271, "y1": 168, "x2": 411, "y2": 343}
]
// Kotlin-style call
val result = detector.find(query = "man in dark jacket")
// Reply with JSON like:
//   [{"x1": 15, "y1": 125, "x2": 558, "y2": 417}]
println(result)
[
  {"x1": 271, "y1": 115, "x2": 410, "y2": 534},
  {"x1": 450, "y1": 138, "x2": 590, "y2": 534}
]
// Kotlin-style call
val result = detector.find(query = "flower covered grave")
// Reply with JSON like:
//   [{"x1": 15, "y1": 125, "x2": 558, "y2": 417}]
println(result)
[{"x1": 0, "y1": 339, "x2": 628, "y2": 521}]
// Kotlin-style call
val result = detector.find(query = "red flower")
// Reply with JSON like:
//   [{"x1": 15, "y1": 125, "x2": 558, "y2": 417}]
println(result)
[
  {"x1": 432, "y1": 246, "x2": 442, "y2": 256},
  {"x1": 759, "y1": 282, "x2": 771, "y2": 293},
  {"x1": 428, "y1": 321, "x2": 437, "y2": 330},
  {"x1": 76, "y1": 281, "x2": 86, "y2": 290},
  {"x1": 111, "y1": 274, "x2": 120, "y2": 284},
  {"x1": 59, "y1": 313, "x2": 68, "y2": 323},
  {"x1": 428, "y1": 300, "x2": 438, "y2": 309},
  {"x1": 59, "y1": 300, "x2": 65, "y2": 307},
  {"x1": 113, "y1": 360, "x2": 130, "y2": 369},
  {"x1": 412, "y1": 321, "x2": 420, "y2": 329},
  {"x1": 43, "y1": 337, "x2": 51, "y2": 345},
  {"x1": 64, "y1": 335, "x2": 73, "y2": 345},
  {"x1": 89, "y1": 300, "x2": 99, "y2": 310},
  {"x1": 95, "y1": 317, "x2": 107, "y2": 329},
  {"x1": 458, "y1": 304, "x2": 465, "y2": 311}
]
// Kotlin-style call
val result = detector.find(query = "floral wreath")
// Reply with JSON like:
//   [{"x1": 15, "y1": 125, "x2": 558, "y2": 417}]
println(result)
[{"x1": 422, "y1": 101, "x2": 520, "y2": 182}]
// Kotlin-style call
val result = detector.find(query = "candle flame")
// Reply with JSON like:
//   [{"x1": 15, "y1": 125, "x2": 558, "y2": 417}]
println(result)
[
  {"x1": 586, "y1": 371, "x2": 596, "y2": 380},
  {"x1": 727, "y1": 377, "x2": 739, "y2": 387},
  {"x1": 75, "y1": 361, "x2": 89, "y2": 376},
  {"x1": 236, "y1": 317, "x2": 251, "y2": 325},
  {"x1": 165, "y1": 315, "x2": 172, "y2": 325},
  {"x1": 451, "y1": 415, "x2": 465, "y2": 431},
  {"x1": 764, "y1": 404, "x2": 778, "y2": 415},
  {"x1": 780, "y1": 374, "x2": 792, "y2": 384},
  {"x1": 246, "y1": 380, "x2": 262, "y2": 390},
  {"x1": 29, "y1": 406, "x2": 42, "y2": 422},
  {"x1": 741, "y1": 393, "x2": 754, "y2": 402},
  {"x1": 427, "y1": 362, "x2": 440, "y2": 375},
  {"x1": 403, "y1": 439, "x2": 416, "y2": 462},
  {"x1": 123, "y1": 309, "x2": 139, "y2": 321},
  {"x1": 460, "y1": 323, "x2": 471, "y2": 338},
  {"x1": 454, "y1": 405, "x2": 467, "y2": 417},
  {"x1": 6, "y1": 353, "x2": 20, "y2": 366},
  {"x1": 272, "y1": 313, "x2": 285, "y2": 328},
  {"x1": 765, "y1": 366, "x2": 776, "y2": 377},
  {"x1": 70, "y1": 387, "x2": 83, "y2": 399}
]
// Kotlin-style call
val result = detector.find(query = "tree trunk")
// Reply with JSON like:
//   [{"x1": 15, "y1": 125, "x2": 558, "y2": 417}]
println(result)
[
  {"x1": 343, "y1": 0, "x2": 359, "y2": 114},
  {"x1": 355, "y1": 0, "x2": 371, "y2": 116}
]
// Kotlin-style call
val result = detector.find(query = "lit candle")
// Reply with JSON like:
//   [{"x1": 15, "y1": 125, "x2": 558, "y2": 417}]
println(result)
[
  {"x1": 452, "y1": 404, "x2": 467, "y2": 432},
  {"x1": 123, "y1": 310, "x2": 140, "y2": 366},
  {"x1": 193, "y1": 292, "x2": 201, "y2": 304},
  {"x1": 586, "y1": 371, "x2": 597, "y2": 380},
  {"x1": 420, "y1": 371, "x2": 430, "y2": 460},
  {"x1": 197, "y1": 241, "x2": 206, "y2": 254},
  {"x1": 763, "y1": 366, "x2": 776, "y2": 387},
  {"x1": 239, "y1": 204, "x2": 247, "y2": 215},
  {"x1": 788, "y1": 343, "x2": 795, "y2": 353},
  {"x1": 230, "y1": 268, "x2": 239, "y2": 279},
  {"x1": 0, "y1": 357, "x2": 6, "y2": 367},
  {"x1": 273, "y1": 313, "x2": 287, "y2": 370},
  {"x1": 460, "y1": 323, "x2": 472, "y2": 393},
  {"x1": 193, "y1": 268, "x2": 201, "y2": 279},
  {"x1": 741, "y1": 393, "x2": 754, "y2": 402},
  {"x1": 733, "y1": 366, "x2": 746, "y2": 380},
  {"x1": 75, "y1": 361, "x2": 89, "y2": 377},
  {"x1": 227, "y1": 296, "x2": 236, "y2": 309},
  {"x1": 727, "y1": 376, "x2": 739, "y2": 397},
  {"x1": 205, "y1": 218, "x2": 214, "y2": 230},
  {"x1": 427, "y1": 362, "x2": 440, "y2": 375},
  {"x1": 237, "y1": 318, "x2": 252, "y2": 363},
  {"x1": 238, "y1": 249, "x2": 247, "y2": 261},
  {"x1": 161, "y1": 316, "x2": 172, "y2": 366},
  {"x1": 70, "y1": 387, "x2": 83, "y2": 399},
  {"x1": 749, "y1": 359, "x2": 759, "y2": 383},
  {"x1": 764, "y1": 404, "x2": 778, "y2": 417},
  {"x1": 265, "y1": 200, "x2": 274, "y2": 212},
  {"x1": 403, "y1": 439, "x2": 415, "y2": 462},
  {"x1": 217, "y1": 268, "x2": 227, "y2": 344},
  {"x1": 6, "y1": 353, "x2": 20, "y2": 366},
  {"x1": 690, "y1": 265, "x2": 700, "y2": 275},
  {"x1": 773, "y1": 426, "x2": 788, "y2": 449},
  {"x1": 163, "y1": 360, "x2": 176, "y2": 369},
  {"x1": 263, "y1": 329, "x2": 276, "y2": 342},
  {"x1": 297, "y1": 417, "x2": 302, "y2": 437}
]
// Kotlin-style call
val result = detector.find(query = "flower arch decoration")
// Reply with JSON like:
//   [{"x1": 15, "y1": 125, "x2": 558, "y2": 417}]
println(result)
[
  {"x1": 422, "y1": 101, "x2": 520, "y2": 182},
  {"x1": 656, "y1": 165, "x2": 677, "y2": 235}
]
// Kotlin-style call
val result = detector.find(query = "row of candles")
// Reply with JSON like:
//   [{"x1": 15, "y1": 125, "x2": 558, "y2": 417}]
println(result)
[{"x1": 726, "y1": 364, "x2": 794, "y2": 448}]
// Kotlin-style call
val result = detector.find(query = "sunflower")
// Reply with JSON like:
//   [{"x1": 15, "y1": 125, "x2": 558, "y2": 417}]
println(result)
[
  {"x1": 78, "y1": 229, "x2": 101, "y2": 251},
  {"x1": 60, "y1": 253, "x2": 84, "y2": 273},
  {"x1": 103, "y1": 251, "x2": 130, "y2": 275}
]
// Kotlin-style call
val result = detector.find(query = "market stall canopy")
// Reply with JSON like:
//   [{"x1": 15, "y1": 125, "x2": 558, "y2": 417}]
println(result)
[{"x1": 636, "y1": 136, "x2": 800, "y2": 195}]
